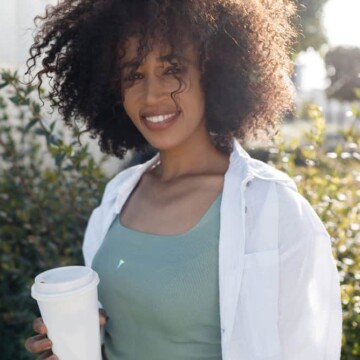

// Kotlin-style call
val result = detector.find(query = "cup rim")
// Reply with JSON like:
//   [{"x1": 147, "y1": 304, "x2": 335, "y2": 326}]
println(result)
[{"x1": 31, "y1": 266, "x2": 99, "y2": 302}]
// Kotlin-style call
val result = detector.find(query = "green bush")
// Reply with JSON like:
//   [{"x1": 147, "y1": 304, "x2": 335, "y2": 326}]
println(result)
[
  {"x1": 267, "y1": 104, "x2": 360, "y2": 359},
  {"x1": 0, "y1": 70, "x2": 108, "y2": 359},
  {"x1": 0, "y1": 71, "x2": 359, "y2": 358}
]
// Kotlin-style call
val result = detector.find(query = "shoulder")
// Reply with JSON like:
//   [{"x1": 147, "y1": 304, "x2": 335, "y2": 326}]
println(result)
[
  {"x1": 245, "y1": 161, "x2": 327, "y2": 237},
  {"x1": 242, "y1": 158, "x2": 329, "y2": 253},
  {"x1": 246, "y1": 157, "x2": 297, "y2": 191},
  {"x1": 275, "y1": 182, "x2": 330, "y2": 247},
  {"x1": 242, "y1": 157, "x2": 298, "y2": 214},
  {"x1": 99, "y1": 162, "x2": 145, "y2": 204},
  {"x1": 99, "y1": 153, "x2": 160, "y2": 205}
]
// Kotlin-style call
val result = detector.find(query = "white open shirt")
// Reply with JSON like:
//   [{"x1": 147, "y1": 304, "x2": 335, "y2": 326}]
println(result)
[{"x1": 83, "y1": 139, "x2": 342, "y2": 360}]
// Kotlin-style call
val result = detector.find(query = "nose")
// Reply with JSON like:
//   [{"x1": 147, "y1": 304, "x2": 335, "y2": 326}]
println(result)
[{"x1": 143, "y1": 74, "x2": 169, "y2": 104}]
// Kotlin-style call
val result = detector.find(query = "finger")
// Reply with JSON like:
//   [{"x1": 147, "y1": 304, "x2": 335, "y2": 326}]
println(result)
[
  {"x1": 24, "y1": 334, "x2": 52, "y2": 353},
  {"x1": 99, "y1": 309, "x2": 107, "y2": 326},
  {"x1": 33, "y1": 317, "x2": 48, "y2": 334},
  {"x1": 36, "y1": 350, "x2": 58, "y2": 360}
]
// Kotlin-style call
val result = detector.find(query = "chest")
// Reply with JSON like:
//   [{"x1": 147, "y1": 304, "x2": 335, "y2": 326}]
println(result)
[
  {"x1": 93, "y1": 210, "x2": 221, "y2": 328},
  {"x1": 120, "y1": 174, "x2": 224, "y2": 235},
  {"x1": 92, "y1": 208, "x2": 223, "y2": 358}
]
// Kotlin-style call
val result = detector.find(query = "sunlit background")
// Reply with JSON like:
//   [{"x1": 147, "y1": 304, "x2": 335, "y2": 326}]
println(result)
[
  {"x1": 0, "y1": 0, "x2": 359, "y2": 145},
  {"x1": 300, "y1": 0, "x2": 360, "y2": 90},
  {"x1": 324, "y1": 0, "x2": 360, "y2": 48},
  {"x1": 1, "y1": 0, "x2": 359, "y2": 87}
]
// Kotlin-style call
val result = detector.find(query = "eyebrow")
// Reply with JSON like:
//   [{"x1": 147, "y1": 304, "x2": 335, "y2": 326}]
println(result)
[{"x1": 121, "y1": 54, "x2": 191, "y2": 70}]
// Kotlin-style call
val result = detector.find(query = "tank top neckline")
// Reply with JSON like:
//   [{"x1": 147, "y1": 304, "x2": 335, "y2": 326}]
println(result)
[{"x1": 118, "y1": 192, "x2": 222, "y2": 239}]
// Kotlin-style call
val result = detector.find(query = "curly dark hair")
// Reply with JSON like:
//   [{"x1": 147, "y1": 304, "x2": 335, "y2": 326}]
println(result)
[{"x1": 27, "y1": 0, "x2": 298, "y2": 158}]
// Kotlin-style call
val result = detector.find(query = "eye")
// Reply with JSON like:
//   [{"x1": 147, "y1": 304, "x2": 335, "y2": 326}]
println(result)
[
  {"x1": 123, "y1": 72, "x2": 143, "y2": 82},
  {"x1": 165, "y1": 66, "x2": 183, "y2": 75}
]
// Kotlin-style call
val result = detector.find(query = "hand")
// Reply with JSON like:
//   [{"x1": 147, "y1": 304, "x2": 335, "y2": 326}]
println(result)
[
  {"x1": 24, "y1": 317, "x2": 56, "y2": 360},
  {"x1": 24, "y1": 309, "x2": 107, "y2": 360}
]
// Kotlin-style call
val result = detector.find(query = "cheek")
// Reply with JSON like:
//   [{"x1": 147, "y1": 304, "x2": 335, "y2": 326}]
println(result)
[{"x1": 122, "y1": 92, "x2": 136, "y2": 119}]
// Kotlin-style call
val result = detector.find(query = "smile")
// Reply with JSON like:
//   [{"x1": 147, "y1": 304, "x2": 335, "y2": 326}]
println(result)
[
  {"x1": 145, "y1": 113, "x2": 177, "y2": 123},
  {"x1": 142, "y1": 111, "x2": 181, "y2": 131}
]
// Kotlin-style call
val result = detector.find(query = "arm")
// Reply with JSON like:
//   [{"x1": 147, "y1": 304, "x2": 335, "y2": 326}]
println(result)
[{"x1": 277, "y1": 185, "x2": 342, "y2": 359}]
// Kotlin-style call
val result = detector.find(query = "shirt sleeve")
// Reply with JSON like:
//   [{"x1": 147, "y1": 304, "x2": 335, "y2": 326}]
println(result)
[
  {"x1": 276, "y1": 184, "x2": 342, "y2": 359},
  {"x1": 82, "y1": 206, "x2": 105, "y2": 310},
  {"x1": 82, "y1": 171, "x2": 119, "y2": 268},
  {"x1": 82, "y1": 206, "x2": 102, "y2": 268}
]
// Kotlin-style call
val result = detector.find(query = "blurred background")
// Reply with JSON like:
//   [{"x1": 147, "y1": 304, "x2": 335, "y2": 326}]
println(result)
[
  {"x1": 0, "y1": 1, "x2": 359, "y2": 359},
  {"x1": 1, "y1": 0, "x2": 360, "y2": 163}
]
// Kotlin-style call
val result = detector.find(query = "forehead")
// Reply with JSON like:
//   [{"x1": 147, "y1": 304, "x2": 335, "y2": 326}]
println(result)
[{"x1": 120, "y1": 36, "x2": 199, "y2": 66}]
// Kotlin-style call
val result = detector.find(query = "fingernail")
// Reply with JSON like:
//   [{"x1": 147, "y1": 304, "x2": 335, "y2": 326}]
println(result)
[{"x1": 41, "y1": 339, "x2": 52, "y2": 347}]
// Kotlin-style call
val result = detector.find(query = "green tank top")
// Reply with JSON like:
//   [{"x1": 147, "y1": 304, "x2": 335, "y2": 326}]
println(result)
[{"x1": 92, "y1": 193, "x2": 223, "y2": 360}]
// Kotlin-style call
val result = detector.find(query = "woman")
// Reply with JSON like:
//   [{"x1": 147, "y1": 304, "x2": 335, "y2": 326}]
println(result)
[{"x1": 24, "y1": 0, "x2": 342, "y2": 359}]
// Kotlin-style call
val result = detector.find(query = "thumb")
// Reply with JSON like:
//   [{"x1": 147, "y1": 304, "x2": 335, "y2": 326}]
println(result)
[{"x1": 99, "y1": 309, "x2": 107, "y2": 326}]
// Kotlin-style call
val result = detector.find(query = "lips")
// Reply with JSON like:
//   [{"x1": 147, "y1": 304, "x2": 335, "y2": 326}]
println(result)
[{"x1": 140, "y1": 110, "x2": 181, "y2": 131}]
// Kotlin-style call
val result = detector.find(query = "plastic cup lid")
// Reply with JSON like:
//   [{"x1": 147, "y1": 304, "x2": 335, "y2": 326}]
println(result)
[{"x1": 31, "y1": 266, "x2": 99, "y2": 301}]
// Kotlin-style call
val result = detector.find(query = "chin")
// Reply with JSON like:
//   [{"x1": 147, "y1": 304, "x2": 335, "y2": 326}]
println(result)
[{"x1": 145, "y1": 136, "x2": 183, "y2": 152}]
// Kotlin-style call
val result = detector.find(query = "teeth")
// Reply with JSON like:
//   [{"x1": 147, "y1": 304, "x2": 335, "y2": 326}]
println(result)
[{"x1": 145, "y1": 113, "x2": 176, "y2": 123}]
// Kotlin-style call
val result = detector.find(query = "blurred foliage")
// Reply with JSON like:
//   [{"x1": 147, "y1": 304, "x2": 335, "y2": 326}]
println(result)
[
  {"x1": 294, "y1": 0, "x2": 330, "y2": 52},
  {"x1": 0, "y1": 70, "x2": 109, "y2": 359},
  {"x1": 325, "y1": 47, "x2": 360, "y2": 102},
  {"x1": 0, "y1": 70, "x2": 359, "y2": 359},
  {"x1": 268, "y1": 104, "x2": 360, "y2": 359}
]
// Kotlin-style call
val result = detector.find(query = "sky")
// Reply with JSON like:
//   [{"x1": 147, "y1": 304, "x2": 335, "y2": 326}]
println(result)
[
  {"x1": 323, "y1": 0, "x2": 360, "y2": 48},
  {"x1": 299, "y1": 0, "x2": 360, "y2": 90}
]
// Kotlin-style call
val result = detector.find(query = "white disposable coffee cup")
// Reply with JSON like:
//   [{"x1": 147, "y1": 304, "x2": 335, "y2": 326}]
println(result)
[{"x1": 31, "y1": 266, "x2": 101, "y2": 360}]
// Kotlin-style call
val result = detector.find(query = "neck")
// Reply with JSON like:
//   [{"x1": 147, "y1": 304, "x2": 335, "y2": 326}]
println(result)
[{"x1": 152, "y1": 132, "x2": 230, "y2": 182}]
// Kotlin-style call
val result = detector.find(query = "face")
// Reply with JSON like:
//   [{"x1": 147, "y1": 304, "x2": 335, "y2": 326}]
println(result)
[{"x1": 120, "y1": 37, "x2": 208, "y2": 152}]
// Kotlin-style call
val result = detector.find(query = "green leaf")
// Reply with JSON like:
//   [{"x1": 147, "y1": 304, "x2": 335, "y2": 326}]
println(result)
[
  {"x1": 47, "y1": 135, "x2": 61, "y2": 146},
  {"x1": 9, "y1": 95, "x2": 21, "y2": 105},
  {"x1": 9, "y1": 95, "x2": 30, "y2": 106},
  {"x1": 55, "y1": 152, "x2": 66, "y2": 167},
  {"x1": 353, "y1": 88, "x2": 360, "y2": 100},
  {"x1": 32, "y1": 102, "x2": 41, "y2": 115},
  {"x1": 34, "y1": 128, "x2": 48, "y2": 136},
  {"x1": 62, "y1": 165, "x2": 74, "y2": 171},
  {"x1": 25, "y1": 118, "x2": 38, "y2": 132}
]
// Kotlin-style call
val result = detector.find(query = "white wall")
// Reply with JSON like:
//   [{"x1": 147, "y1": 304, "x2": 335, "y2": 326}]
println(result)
[
  {"x1": 0, "y1": 0, "x2": 58, "y2": 69},
  {"x1": 0, "y1": 0, "x2": 124, "y2": 175}
]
